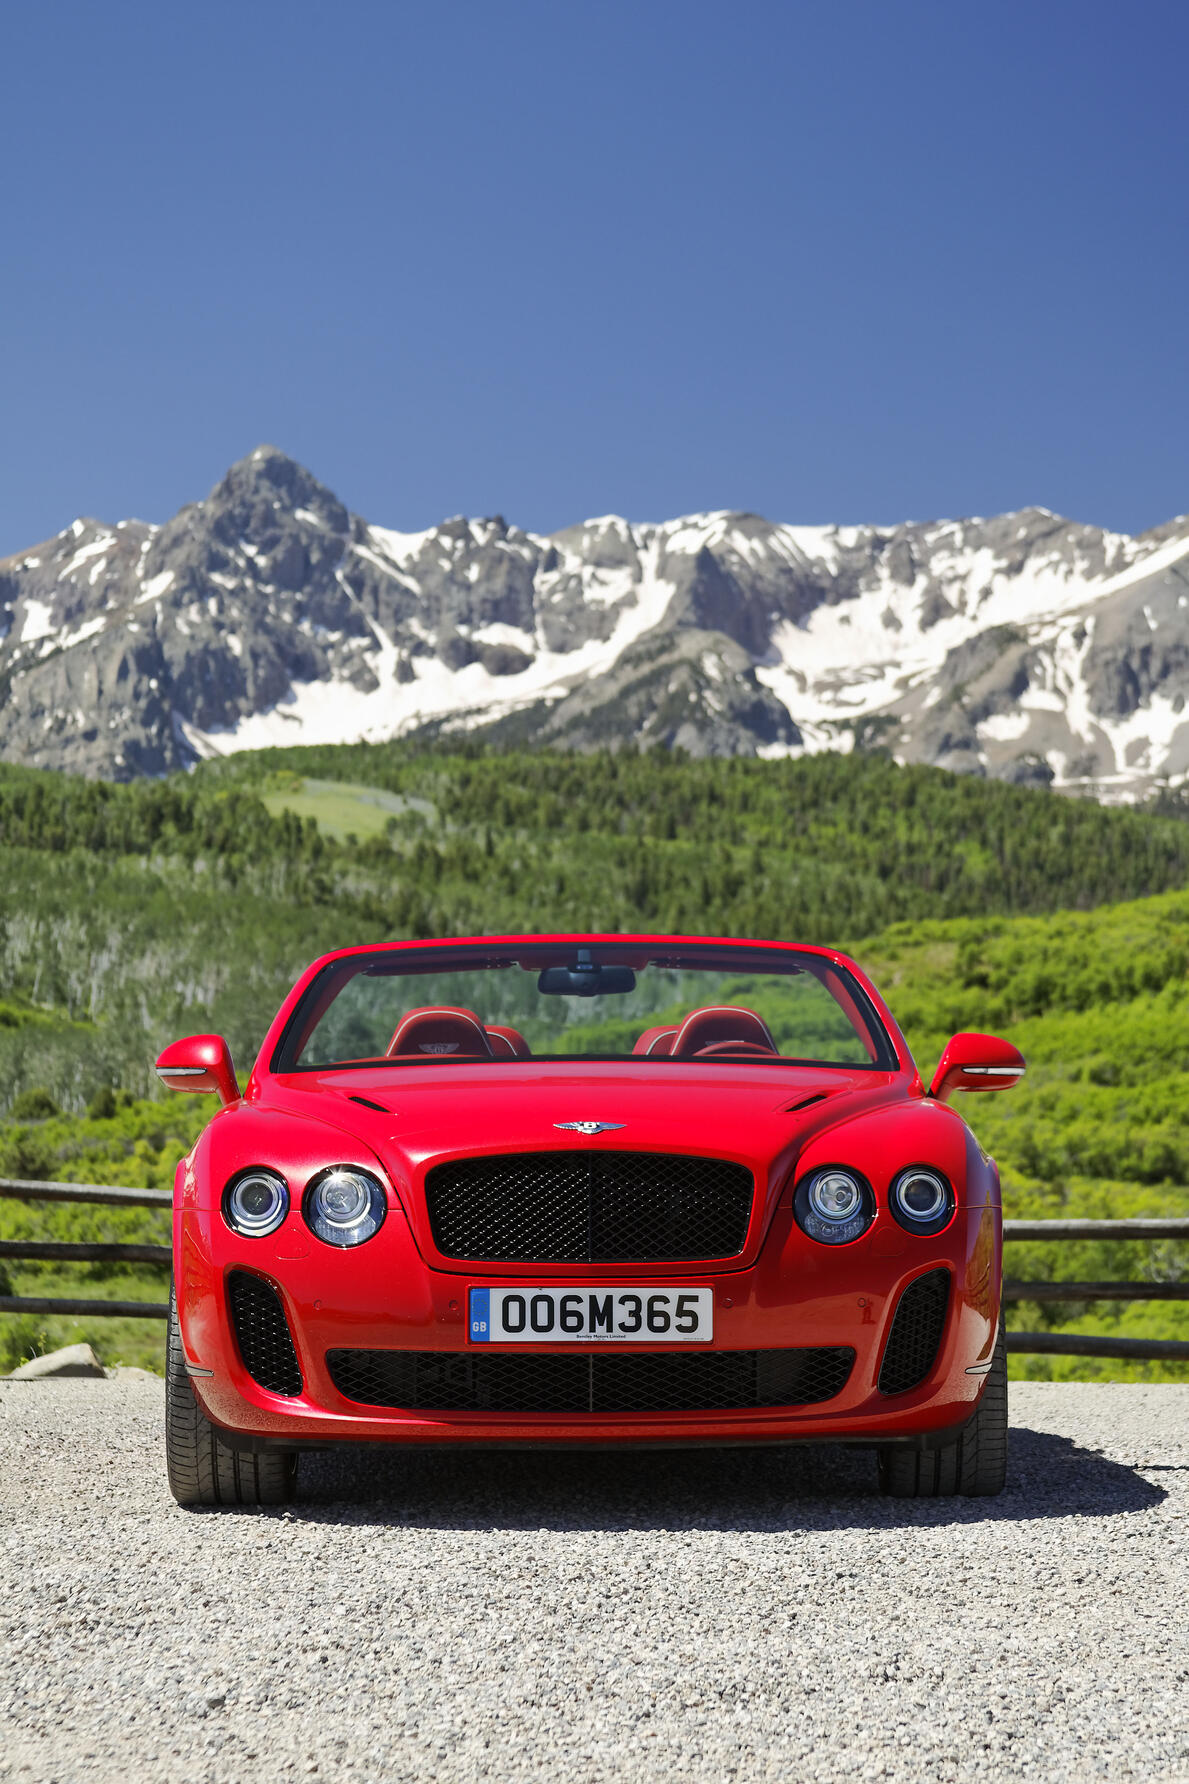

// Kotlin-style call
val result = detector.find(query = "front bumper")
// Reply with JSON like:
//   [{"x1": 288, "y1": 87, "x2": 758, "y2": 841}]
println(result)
[{"x1": 177, "y1": 1198, "x2": 1001, "y2": 1448}]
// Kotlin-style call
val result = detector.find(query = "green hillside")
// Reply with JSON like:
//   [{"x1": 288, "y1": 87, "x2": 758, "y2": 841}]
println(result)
[{"x1": 1, "y1": 743, "x2": 1186, "y2": 1379}]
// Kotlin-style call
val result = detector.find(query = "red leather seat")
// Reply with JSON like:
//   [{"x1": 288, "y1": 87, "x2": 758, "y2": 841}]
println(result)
[
  {"x1": 386, "y1": 1008, "x2": 494, "y2": 1058},
  {"x1": 486, "y1": 1025, "x2": 531, "y2": 1060},
  {"x1": 669, "y1": 1006, "x2": 778, "y2": 1057},
  {"x1": 633, "y1": 1026, "x2": 678, "y2": 1056}
]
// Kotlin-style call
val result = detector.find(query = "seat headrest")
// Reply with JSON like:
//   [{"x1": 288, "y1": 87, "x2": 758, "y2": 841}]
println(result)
[
  {"x1": 669, "y1": 1005, "x2": 777, "y2": 1057},
  {"x1": 633, "y1": 1026, "x2": 678, "y2": 1056},
  {"x1": 386, "y1": 1007, "x2": 494, "y2": 1058}
]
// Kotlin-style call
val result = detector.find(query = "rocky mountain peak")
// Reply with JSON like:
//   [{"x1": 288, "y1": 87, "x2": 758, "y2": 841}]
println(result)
[
  {"x1": 0, "y1": 451, "x2": 1186, "y2": 795},
  {"x1": 162, "y1": 446, "x2": 350, "y2": 552}
]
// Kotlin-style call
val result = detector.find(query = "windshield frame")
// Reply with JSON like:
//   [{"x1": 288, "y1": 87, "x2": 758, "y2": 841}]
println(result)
[{"x1": 268, "y1": 940, "x2": 901, "y2": 1075}]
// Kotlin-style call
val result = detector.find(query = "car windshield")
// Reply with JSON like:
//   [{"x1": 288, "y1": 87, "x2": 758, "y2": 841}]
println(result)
[{"x1": 273, "y1": 944, "x2": 897, "y2": 1072}]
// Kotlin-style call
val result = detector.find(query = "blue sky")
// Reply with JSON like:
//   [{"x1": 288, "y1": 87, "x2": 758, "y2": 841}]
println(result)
[{"x1": 2, "y1": 0, "x2": 1186, "y2": 553}]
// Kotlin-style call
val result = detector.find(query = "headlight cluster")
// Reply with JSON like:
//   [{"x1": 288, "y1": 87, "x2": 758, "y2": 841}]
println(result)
[
  {"x1": 793, "y1": 1168, "x2": 874, "y2": 1245},
  {"x1": 224, "y1": 1170, "x2": 289, "y2": 1237},
  {"x1": 888, "y1": 1166, "x2": 954, "y2": 1235},
  {"x1": 794, "y1": 1164, "x2": 955, "y2": 1244},
  {"x1": 223, "y1": 1165, "x2": 387, "y2": 1247},
  {"x1": 304, "y1": 1168, "x2": 387, "y2": 1248}
]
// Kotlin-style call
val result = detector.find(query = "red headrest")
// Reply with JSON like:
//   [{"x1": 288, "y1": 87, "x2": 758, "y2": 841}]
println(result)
[
  {"x1": 633, "y1": 1026, "x2": 678, "y2": 1057},
  {"x1": 486, "y1": 1025, "x2": 531, "y2": 1060},
  {"x1": 669, "y1": 1006, "x2": 777, "y2": 1058},
  {"x1": 386, "y1": 1007, "x2": 494, "y2": 1058}
]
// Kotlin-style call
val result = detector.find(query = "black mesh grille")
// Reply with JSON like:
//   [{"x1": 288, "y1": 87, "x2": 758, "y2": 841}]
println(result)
[
  {"x1": 425, "y1": 1151, "x2": 754, "y2": 1263},
  {"x1": 228, "y1": 1271, "x2": 303, "y2": 1396},
  {"x1": 877, "y1": 1269, "x2": 951, "y2": 1395},
  {"x1": 325, "y1": 1346, "x2": 854, "y2": 1412}
]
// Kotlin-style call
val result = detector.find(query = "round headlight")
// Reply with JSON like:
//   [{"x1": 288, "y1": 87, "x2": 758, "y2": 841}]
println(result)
[
  {"x1": 224, "y1": 1169, "x2": 290, "y2": 1237},
  {"x1": 889, "y1": 1167, "x2": 954, "y2": 1235},
  {"x1": 794, "y1": 1168, "x2": 874, "y2": 1245},
  {"x1": 304, "y1": 1167, "x2": 387, "y2": 1248},
  {"x1": 809, "y1": 1171, "x2": 864, "y2": 1224}
]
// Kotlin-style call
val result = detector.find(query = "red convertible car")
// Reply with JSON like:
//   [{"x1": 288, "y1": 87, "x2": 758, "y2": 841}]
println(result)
[{"x1": 158, "y1": 935, "x2": 1024, "y2": 1508}]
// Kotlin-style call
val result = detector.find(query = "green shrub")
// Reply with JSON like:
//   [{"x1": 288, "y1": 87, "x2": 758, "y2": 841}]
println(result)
[{"x1": 9, "y1": 1087, "x2": 60, "y2": 1121}]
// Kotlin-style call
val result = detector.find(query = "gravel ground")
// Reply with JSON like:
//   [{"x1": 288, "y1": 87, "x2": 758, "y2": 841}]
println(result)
[{"x1": 1, "y1": 1379, "x2": 1186, "y2": 1784}]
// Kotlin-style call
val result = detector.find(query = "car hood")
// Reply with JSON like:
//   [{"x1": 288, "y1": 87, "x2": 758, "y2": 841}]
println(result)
[{"x1": 261, "y1": 1061, "x2": 910, "y2": 1271}]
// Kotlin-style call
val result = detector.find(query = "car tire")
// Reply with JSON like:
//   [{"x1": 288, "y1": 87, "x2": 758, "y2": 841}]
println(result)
[
  {"x1": 877, "y1": 1317, "x2": 1008, "y2": 1499},
  {"x1": 165, "y1": 1287, "x2": 297, "y2": 1508}
]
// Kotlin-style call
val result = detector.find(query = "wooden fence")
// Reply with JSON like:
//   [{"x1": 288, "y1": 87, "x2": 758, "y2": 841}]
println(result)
[{"x1": 2, "y1": 1176, "x2": 1187, "y2": 1359}]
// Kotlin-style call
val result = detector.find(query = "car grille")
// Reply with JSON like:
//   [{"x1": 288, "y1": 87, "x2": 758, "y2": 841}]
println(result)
[
  {"x1": 424, "y1": 1151, "x2": 754, "y2": 1263},
  {"x1": 325, "y1": 1346, "x2": 854, "y2": 1412},
  {"x1": 877, "y1": 1269, "x2": 951, "y2": 1395},
  {"x1": 228, "y1": 1271, "x2": 303, "y2": 1397}
]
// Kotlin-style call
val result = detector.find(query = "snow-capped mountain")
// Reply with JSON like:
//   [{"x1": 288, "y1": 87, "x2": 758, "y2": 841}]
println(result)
[{"x1": 1, "y1": 446, "x2": 1186, "y2": 792}]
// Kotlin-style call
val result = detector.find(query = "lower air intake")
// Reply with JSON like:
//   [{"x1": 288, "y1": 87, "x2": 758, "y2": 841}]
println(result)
[
  {"x1": 877, "y1": 1269, "x2": 951, "y2": 1395},
  {"x1": 228, "y1": 1271, "x2": 303, "y2": 1397},
  {"x1": 326, "y1": 1347, "x2": 854, "y2": 1413}
]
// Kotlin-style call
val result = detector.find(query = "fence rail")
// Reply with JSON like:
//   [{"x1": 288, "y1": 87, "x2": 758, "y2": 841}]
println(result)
[
  {"x1": 0, "y1": 1296, "x2": 171, "y2": 1320},
  {"x1": 0, "y1": 1176, "x2": 171, "y2": 1209},
  {"x1": 1, "y1": 1178, "x2": 1186, "y2": 1360},
  {"x1": 0, "y1": 1240, "x2": 172, "y2": 1266},
  {"x1": 1003, "y1": 1279, "x2": 1189, "y2": 1302},
  {"x1": 1003, "y1": 1217, "x2": 1189, "y2": 1240},
  {"x1": 1005, "y1": 1332, "x2": 1189, "y2": 1361}
]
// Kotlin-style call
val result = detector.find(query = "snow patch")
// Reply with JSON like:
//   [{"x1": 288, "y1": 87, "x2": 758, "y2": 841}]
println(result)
[
  {"x1": 1093, "y1": 691, "x2": 1189, "y2": 782},
  {"x1": 138, "y1": 570, "x2": 175, "y2": 606},
  {"x1": 18, "y1": 600, "x2": 55, "y2": 644},
  {"x1": 59, "y1": 615, "x2": 108, "y2": 651},
  {"x1": 58, "y1": 534, "x2": 116, "y2": 581},
  {"x1": 351, "y1": 541, "x2": 420, "y2": 589},
  {"x1": 367, "y1": 524, "x2": 436, "y2": 567},
  {"x1": 467, "y1": 622, "x2": 537, "y2": 650},
  {"x1": 979, "y1": 712, "x2": 1030, "y2": 743}
]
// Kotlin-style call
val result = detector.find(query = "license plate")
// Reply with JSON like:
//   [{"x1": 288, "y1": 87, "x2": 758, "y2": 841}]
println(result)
[{"x1": 468, "y1": 1286, "x2": 713, "y2": 1343}]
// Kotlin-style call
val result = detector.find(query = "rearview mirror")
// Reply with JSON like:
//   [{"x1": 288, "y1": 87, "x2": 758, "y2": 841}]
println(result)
[
  {"x1": 155, "y1": 1034, "x2": 240, "y2": 1106},
  {"x1": 928, "y1": 1033, "x2": 1025, "y2": 1103},
  {"x1": 537, "y1": 951, "x2": 637, "y2": 997}
]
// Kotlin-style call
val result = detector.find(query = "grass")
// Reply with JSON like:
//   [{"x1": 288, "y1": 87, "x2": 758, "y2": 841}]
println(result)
[
  {"x1": 0, "y1": 1271, "x2": 170, "y2": 1373},
  {"x1": 259, "y1": 773, "x2": 433, "y2": 841}
]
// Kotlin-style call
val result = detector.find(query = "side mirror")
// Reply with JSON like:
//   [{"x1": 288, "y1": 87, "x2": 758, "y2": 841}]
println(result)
[
  {"x1": 928, "y1": 1032, "x2": 1025, "y2": 1103},
  {"x1": 155, "y1": 1034, "x2": 240, "y2": 1107}
]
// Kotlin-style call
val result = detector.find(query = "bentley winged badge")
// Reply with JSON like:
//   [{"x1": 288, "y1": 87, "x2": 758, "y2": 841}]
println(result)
[{"x1": 553, "y1": 1120, "x2": 626, "y2": 1135}]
